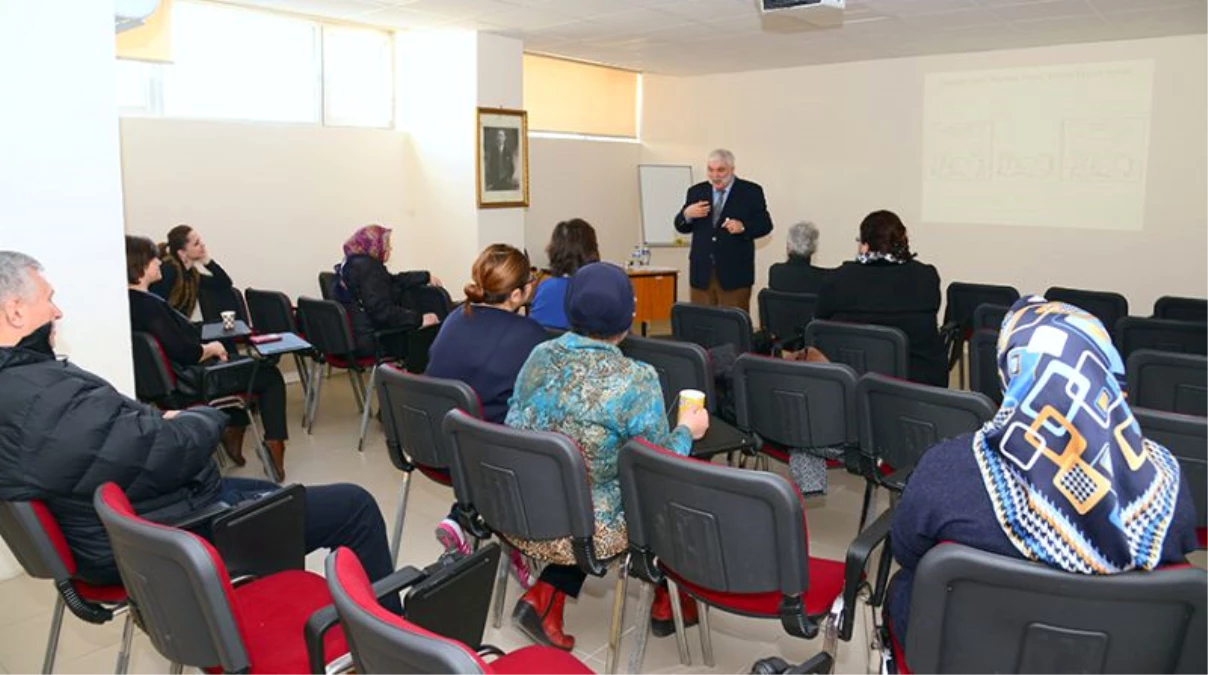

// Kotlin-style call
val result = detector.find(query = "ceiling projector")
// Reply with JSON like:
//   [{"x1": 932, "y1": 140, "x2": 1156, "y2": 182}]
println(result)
[{"x1": 756, "y1": 0, "x2": 845, "y2": 28}]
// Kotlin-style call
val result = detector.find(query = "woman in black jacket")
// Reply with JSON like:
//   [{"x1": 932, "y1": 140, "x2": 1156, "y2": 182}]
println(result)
[
  {"x1": 149, "y1": 224, "x2": 235, "y2": 318},
  {"x1": 333, "y1": 224, "x2": 446, "y2": 361},
  {"x1": 126, "y1": 236, "x2": 290, "y2": 480},
  {"x1": 815, "y1": 210, "x2": 947, "y2": 387}
]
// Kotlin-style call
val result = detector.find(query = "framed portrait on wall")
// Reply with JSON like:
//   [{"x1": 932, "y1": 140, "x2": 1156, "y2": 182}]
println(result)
[{"x1": 477, "y1": 107, "x2": 529, "y2": 208}]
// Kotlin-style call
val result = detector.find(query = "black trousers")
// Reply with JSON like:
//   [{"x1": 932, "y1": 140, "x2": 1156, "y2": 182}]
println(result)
[{"x1": 541, "y1": 564, "x2": 587, "y2": 598}]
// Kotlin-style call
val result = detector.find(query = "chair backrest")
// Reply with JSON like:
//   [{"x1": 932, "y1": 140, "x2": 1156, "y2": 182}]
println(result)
[
  {"x1": 971, "y1": 303, "x2": 1010, "y2": 332},
  {"x1": 804, "y1": 319, "x2": 909, "y2": 378},
  {"x1": 1135, "y1": 408, "x2": 1207, "y2": 530},
  {"x1": 199, "y1": 287, "x2": 250, "y2": 325},
  {"x1": 905, "y1": 543, "x2": 1206, "y2": 674},
  {"x1": 757, "y1": 290, "x2": 819, "y2": 341},
  {"x1": 620, "y1": 335, "x2": 716, "y2": 415},
  {"x1": 442, "y1": 411, "x2": 603, "y2": 572},
  {"x1": 1116, "y1": 316, "x2": 1208, "y2": 359},
  {"x1": 732, "y1": 354, "x2": 857, "y2": 450},
  {"x1": 1045, "y1": 286, "x2": 1129, "y2": 331},
  {"x1": 326, "y1": 548, "x2": 487, "y2": 675},
  {"x1": 131, "y1": 331, "x2": 176, "y2": 404},
  {"x1": 968, "y1": 329, "x2": 1002, "y2": 405},
  {"x1": 94, "y1": 483, "x2": 250, "y2": 672},
  {"x1": 377, "y1": 368, "x2": 482, "y2": 473},
  {"x1": 857, "y1": 373, "x2": 996, "y2": 472},
  {"x1": 244, "y1": 287, "x2": 298, "y2": 335},
  {"x1": 1154, "y1": 296, "x2": 1208, "y2": 323},
  {"x1": 0, "y1": 501, "x2": 74, "y2": 582},
  {"x1": 296, "y1": 296, "x2": 358, "y2": 358},
  {"x1": 943, "y1": 282, "x2": 1020, "y2": 329},
  {"x1": 671, "y1": 303, "x2": 753, "y2": 353},
  {"x1": 618, "y1": 438, "x2": 809, "y2": 598},
  {"x1": 319, "y1": 271, "x2": 338, "y2": 301},
  {"x1": 1126, "y1": 350, "x2": 1208, "y2": 417}
]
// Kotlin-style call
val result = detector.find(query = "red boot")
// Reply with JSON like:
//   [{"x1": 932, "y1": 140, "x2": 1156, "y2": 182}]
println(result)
[
  {"x1": 512, "y1": 581, "x2": 575, "y2": 651},
  {"x1": 650, "y1": 585, "x2": 699, "y2": 637}
]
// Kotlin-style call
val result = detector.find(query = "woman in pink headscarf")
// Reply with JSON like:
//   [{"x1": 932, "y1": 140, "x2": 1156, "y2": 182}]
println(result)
[{"x1": 334, "y1": 224, "x2": 447, "y2": 361}]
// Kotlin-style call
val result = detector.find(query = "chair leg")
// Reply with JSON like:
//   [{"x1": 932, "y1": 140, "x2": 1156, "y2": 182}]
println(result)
[
  {"x1": 389, "y1": 473, "x2": 412, "y2": 567},
  {"x1": 349, "y1": 370, "x2": 366, "y2": 413},
  {"x1": 666, "y1": 578, "x2": 692, "y2": 666},
  {"x1": 627, "y1": 581, "x2": 656, "y2": 674},
  {"x1": 42, "y1": 595, "x2": 65, "y2": 674},
  {"x1": 698, "y1": 600, "x2": 714, "y2": 668},
  {"x1": 491, "y1": 541, "x2": 511, "y2": 629},
  {"x1": 114, "y1": 611, "x2": 134, "y2": 675},
  {"x1": 605, "y1": 554, "x2": 631, "y2": 675},
  {"x1": 356, "y1": 366, "x2": 378, "y2": 452},
  {"x1": 306, "y1": 361, "x2": 325, "y2": 434},
  {"x1": 168, "y1": 663, "x2": 183, "y2": 675}
]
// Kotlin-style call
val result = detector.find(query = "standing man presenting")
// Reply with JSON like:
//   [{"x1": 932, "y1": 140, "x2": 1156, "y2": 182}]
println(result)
[{"x1": 674, "y1": 149, "x2": 773, "y2": 313}]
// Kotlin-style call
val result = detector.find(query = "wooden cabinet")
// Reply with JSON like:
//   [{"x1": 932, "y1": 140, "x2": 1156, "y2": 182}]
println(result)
[{"x1": 628, "y1": 267, "x2": 679, "y2": 330}]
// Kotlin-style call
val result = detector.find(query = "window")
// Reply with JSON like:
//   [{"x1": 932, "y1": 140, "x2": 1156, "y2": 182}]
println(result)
[
  {"x1": 523, "y1": 54, "x2": 639, "y2": 139},
  {"x1": 114, "y1": 0, "x2": 395, "y2": 127},
  {"x1": 322, "y1": 25, "x2": 394, "y2": 128}
]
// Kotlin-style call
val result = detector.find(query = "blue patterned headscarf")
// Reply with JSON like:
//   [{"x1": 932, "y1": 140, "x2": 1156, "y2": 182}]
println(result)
[{"x1": 973, "y1": 296, "x2": 1182, "y2": 574}]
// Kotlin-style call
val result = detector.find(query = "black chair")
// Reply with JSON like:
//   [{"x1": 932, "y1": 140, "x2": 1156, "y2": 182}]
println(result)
[
  {"x1": 942, "y1": 282, "x2": 1020, "y2": 387},
  {"x1": 968, "y1": 329, "x2": 1002, "y2": 405},
  {"x1": 731, "y1": 354, "x2": 859, "y2": 473},
  {"x1": 618, "y1": 438, "x2": 849, "y2": 673},
  {"x1": 245, "y1": 287, "x2": 312, "y2": 396},
  {"x1": 441, "y1": 411, "x2": 627, "y2": 673},
  {"x1": 671, "y1": 303, "x2": 753, "y2": 354},
  {"x1": 318, "y1": 271, "x2": 338, "y2": 301},
  {"x1": 856, "y1": 374, "x2": 996, "y2": 530},
  {"x1": 199, "y1": 286, "x2": 250, "y2": 326},
  {"x1": 1116, "y1": 316, "x2": 1208, "y2": 360},
  {"x1": 804, "y1": 320, "x2": 908, "y2": 378},
  {"x1": 1046, "y1": 286, "x2": 1129, "y2": 332},
  {"x1": 619, "y1": 335, "x2": 755, "y2": 460},
  {"x1": 896, "y1": 543, "x2": 1206, "y2": 673},
  {"x1": 1126, "y1": 350, "x2": 1208, "y2": 417},
  {"x1": 295, "y1": 296, "x2": 393, "y2": 452},
  {"x1": 376, "y1": 367, "x2": 483, "y2": 566},
  {"x1": 1135, "y1": 407, "x2": 1207, "y2": 549},
  {"x1": 757, "y1": 289, "x2": 819, "y2": 352},
  {"x1": 972, "y1": 303, "x2": 1010, "y2": 331},
  {"x1": 1154, "y1": 296, "x2": 1208, "y2": 323}
]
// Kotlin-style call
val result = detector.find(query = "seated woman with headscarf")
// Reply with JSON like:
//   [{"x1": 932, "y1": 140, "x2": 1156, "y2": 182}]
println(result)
[
  {"x1": 885, "y1": 297, "x2": 1198, "y2": 643},
  {"x1": 333, "y1": 224, "x2": 447, "y2": 361},
  {"x1": 505, "y1": 262, "x2": 710, "y2": 651}
]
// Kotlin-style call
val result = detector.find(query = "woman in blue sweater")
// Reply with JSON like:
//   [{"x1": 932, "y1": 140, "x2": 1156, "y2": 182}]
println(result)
[
  {"x1": 886, "y1": 297, "x2": 1198, "y2": 649},
  {"x1": 530, "y1": 219, "x2": 599, "y2": 330},
  {"x1": 425, "y1": 243, "x2": 549, "y2": 585}
]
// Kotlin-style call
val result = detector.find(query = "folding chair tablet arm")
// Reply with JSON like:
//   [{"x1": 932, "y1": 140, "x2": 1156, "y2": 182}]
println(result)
[{"x1": 840, "y1": 507, "x2": 896, "y2": 642}]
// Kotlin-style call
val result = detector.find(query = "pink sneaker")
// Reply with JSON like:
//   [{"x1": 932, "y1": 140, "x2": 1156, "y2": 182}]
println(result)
[
  {"x1": 435, "y1": 518, "x2": 470, "y2": 556},
  {"x1": 509, "y1": 548, "x2": 535, "y2": 589}
]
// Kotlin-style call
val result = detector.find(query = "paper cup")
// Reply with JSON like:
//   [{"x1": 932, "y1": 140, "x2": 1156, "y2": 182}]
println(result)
[
  {"x1": 220, "y1": 311, "x2": 236, "y2": 331},
  {"x1": 678, "y1": 389, "x2": 706, "y2": 418}
]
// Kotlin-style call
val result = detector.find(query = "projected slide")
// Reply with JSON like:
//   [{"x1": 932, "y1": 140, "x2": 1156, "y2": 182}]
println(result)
[{"x1": 922, "y1": 61, "x2": 1154, "y2": 230}]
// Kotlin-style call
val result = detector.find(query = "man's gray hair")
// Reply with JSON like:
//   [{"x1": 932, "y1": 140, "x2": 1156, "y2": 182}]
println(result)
[
  {"x1": 0, "y1": 251, "x2": 43, "y2": 304},
  {"x1": 787, "y1": 221, "x2": 820, "y2": 259},
  {"x1": 707, "y1": 148, "x2": 735, "y2": 168}
]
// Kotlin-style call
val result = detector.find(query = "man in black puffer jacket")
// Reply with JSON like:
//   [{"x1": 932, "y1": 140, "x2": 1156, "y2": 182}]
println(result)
[{"x1": 0, "y1": 251, "x2": 399, "y2": 610}]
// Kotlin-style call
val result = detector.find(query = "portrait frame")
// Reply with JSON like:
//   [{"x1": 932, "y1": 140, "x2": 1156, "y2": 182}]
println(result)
[{"x1": 476, "y1": 107, "x2": 529, "y2": 208}]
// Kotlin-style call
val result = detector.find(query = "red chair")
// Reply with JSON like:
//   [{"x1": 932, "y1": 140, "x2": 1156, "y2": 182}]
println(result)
[
  {"x1": 93, "y1": 483, "x2": 347, "y2": 674},
  {"x1": 0, "y1": 501, "x2": 134, "y2": 674},
  {"x1": 325, "y1": 547, "x2": 593, "y2": 674}
]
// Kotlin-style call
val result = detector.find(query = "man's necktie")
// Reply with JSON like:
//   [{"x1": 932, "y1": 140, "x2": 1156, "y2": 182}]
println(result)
[{"x1": 712, "y1": 189, "x2": 724, "y2": 226}]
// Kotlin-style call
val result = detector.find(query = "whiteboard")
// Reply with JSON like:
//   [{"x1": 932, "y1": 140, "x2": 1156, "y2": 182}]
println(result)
[{"x1": 638, "y1": 164, "x2": 693, "y2": 247}]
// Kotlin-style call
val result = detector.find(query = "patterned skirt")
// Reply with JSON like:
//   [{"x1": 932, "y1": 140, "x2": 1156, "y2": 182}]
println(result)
[{"x1": 505, "y1": 520, "x2": 628, "y2": 567}]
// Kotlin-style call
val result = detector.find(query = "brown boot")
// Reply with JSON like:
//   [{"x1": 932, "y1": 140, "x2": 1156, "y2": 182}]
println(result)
[
  {"x1": 650, "y1": 584, "x2": 699, "y2": 637},
  {"x1": 512, "y1": 581, "x2": 575, "y2": 651},
  {"x1": 220, "y1": 426, "x2": 247, "y2": 467},
  {"x1": 265, "y1": 440, "x2": 286, "y2": 483}
]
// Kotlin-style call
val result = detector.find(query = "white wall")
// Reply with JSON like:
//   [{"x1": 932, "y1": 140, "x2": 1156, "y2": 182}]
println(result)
[
  {"x1": 119, "y1": 118, "x2": 409, "y2": 302},
  {"x1": 641, "y1": 35, "x2": 1208, "y2": 312},
  {"x1": 0, "y1": 1, "x2": 131, "y2": 391},
  {"x1": 526, "y1": 138, "x2": 643, "y2": 269}
]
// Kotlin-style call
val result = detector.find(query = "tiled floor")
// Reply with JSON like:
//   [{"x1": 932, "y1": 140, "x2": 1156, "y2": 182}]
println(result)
[{"x1": 0, "y1": 373, "x2": 1200, "y2": 674}]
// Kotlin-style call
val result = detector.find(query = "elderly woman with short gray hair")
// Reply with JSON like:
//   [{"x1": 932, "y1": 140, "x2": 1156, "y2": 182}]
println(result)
[{"x1": 769, "y1": 220, "x2": 833, "y2": 294}]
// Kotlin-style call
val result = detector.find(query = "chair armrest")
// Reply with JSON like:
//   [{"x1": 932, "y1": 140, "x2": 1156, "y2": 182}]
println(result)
[
  {"x1": 305, "y1": 566, "x2": 426, "y2": 674},
  {"x1": 878, "y1": 465, "x2": 914, "y2": 493},
  {"x1": 940, "y1": 320, "x2": 964, "y2": 369},
  {"x1": 159, "y1": 500, "x2": 233, "y2": 533},
  {"x1": 840, "y1": 507, "x2": 895, "y2": 641}
]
